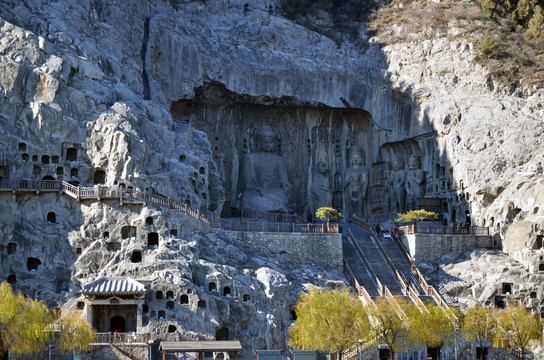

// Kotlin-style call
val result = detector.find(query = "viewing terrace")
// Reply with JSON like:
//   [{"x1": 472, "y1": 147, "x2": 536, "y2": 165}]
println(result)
[{"x1": 0, "y1": 179, "x2": 338, "y2": 234}]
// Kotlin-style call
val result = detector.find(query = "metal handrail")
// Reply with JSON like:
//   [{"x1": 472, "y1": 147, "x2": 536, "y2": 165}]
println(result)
[
  {"x1": 347, "y1": 228, "x2": 385, "y2": 296},
  {"x1": 343, "y1": 260, "x2": 375, "y2": 306},
  {"x1": 396, "y1": 223, "x2": 490, "y2": 236}
]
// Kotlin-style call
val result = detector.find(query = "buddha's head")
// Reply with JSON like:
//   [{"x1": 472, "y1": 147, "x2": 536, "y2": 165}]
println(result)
[{"x1": 255, "y1": 125, "x2": 276, "y2": 152}]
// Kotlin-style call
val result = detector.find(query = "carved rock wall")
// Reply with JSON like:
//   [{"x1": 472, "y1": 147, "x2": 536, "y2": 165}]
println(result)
[
  {"x1": 179, "y1": 84, "x2": 373, "y2": 219},
  {"x1": 1, "y1": 0, "x2": 544, "y2": 356}
]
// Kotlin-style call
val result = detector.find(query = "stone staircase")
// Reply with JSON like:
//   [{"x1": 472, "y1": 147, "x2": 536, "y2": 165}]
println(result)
[
  {"x1": 342, "y1": 237, "x2": 381, "y2": 297},
  {"x1": 378, "y1": 235, "x2": 426, "y2": 296},
  {"x1": 347, "y1": 224, "x2": 403, "y2": 295},
  {"x1": 111, "y1": 337, "x2": 147, "y2": 360}
]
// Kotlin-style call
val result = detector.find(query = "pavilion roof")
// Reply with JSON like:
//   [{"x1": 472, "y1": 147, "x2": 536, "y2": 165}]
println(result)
[{"x1": 82, "y1": 277, "x2": 146, "y2": 296}]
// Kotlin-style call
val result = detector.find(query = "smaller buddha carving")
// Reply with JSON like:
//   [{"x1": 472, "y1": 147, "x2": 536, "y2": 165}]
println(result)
[
  {"x1": 312, "y1": 160, "x2": 332, "y2": 214},
  {"x1": 344, "y1": 146, "x2": 369, "y2": 218},
  {"x1": 389, "y1": 157, "x2": 407, "y2": 213},
  {"x1": 406, "y1": 154, "x2": 425, "y2": 210}
]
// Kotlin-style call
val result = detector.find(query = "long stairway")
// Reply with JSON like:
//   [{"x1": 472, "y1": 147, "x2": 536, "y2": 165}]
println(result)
[
  {"x1": 348, "y1": 224, "x2": 403, "y2": 295},
  {"x1": 378, "y1": 234, "x2": 425, "y2": 295},
  {"x1": 342, "y1": 237, "x2": 381, "y2": 297}
]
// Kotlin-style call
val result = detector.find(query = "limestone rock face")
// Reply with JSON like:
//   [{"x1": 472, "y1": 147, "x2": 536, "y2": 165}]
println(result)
[
  {"x1": 421, "y1": 248, "x2": 543, "y2": 309},
  {"x1": 383, "y1": 38, "x2": 544, "y2": 252},
  {"x1": 1, "y1": 0, "x2": 544, "y2": 356}
]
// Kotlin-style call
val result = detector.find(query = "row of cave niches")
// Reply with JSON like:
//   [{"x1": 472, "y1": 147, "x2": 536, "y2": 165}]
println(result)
[
  {"x1": 3, "y1": 216, "x2": 178, "y2": 287},
  {"x1": 76, "y1": 217, "x2": 178, "y2": 259},
  {"x1": 493, "y1": 283, "x2": 544, "y2": 318},
  {"x1": 14, "y1": 143, "x2": 87, "y2": 184},
  {"x1": 9, "y1": 143, "x2": 208, "y2": 211}
]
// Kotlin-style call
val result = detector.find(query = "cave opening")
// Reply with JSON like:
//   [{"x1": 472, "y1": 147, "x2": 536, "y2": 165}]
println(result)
[{"x1": 172, "y1": 83, "x2": 373, "y2": 220}]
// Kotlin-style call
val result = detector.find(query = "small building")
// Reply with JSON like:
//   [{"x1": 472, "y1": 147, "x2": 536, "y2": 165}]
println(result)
[{"x1": 82, "y1": 277, "x2": 146, "y2": 333}]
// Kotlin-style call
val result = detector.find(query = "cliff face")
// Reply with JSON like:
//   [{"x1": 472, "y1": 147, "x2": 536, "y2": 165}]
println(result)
[{"x1": 1, "y1": 0, "x2": 544, "y2": 355}]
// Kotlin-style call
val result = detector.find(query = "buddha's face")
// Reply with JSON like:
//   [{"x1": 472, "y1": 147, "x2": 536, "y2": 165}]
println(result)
[
  {"x1": 409, "y1": 157, "x2": 420, "y2": 170},
  {"x1": 351, "y1": 153, "x2": 362, "y2": 166},
  {"x1": 393, "y1": 159, "x2": 403, "y2": 170},
  {"x1": 257, "y1": 131, "x2": 274, "y2": 152},
  {"x1": 258, "y1": 134, "x2": 275, "y2": 152},
  {"x1": 318, "y1": 161, "x2": 328, "y2": 174}
]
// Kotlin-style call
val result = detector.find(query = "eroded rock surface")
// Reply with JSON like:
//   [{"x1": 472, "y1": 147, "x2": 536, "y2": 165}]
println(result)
[{"x1": 0, "y1": 0, "x2": 544, "y2": 357}]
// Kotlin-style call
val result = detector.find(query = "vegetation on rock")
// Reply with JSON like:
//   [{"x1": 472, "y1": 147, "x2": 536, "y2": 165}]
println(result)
[
  {"x1": 369, "y1": 0, "x2": 544, "y2": 89},
  {"x1": 478, "y1": 29, "x2": 496, "y2": 55}
]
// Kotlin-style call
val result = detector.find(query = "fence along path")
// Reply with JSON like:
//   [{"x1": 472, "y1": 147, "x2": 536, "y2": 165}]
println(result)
[{"x1": 0, "y1": 179, "x2": 338, "y2": 234}]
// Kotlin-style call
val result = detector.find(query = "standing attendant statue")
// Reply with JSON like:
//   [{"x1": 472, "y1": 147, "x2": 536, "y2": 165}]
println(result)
[
  {"x1": 234, "y1": 125, "x2": 290, "y2": 213},
  {"x1": 406, "y1": 155, "x2": 425, "y2": 210},
  {"x1": 344, "y1": 147, "x2": 369, "y2": 218},
  {"x1": 312, "y1": 160, "x2": 332, "y2": 215},
  {"x1": 389, "y1": 157, "x2": 407, "y2": 213}
]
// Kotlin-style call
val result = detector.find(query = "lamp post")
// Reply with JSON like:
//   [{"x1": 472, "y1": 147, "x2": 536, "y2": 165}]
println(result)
[
  {"x1": 452, "y1": 321, "x2": 458, "y2": 360},
  {"x1": 357, "y1": 339, "x2": 363, "y2": 360}
]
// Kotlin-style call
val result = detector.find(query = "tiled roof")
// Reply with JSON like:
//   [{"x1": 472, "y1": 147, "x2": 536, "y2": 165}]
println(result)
[
  {"x1": 82, "y1": 277, "x2": 146, "y2": 295},
  {"x1": 159, "y1": 341, "x2": 243, "y2": 353}
]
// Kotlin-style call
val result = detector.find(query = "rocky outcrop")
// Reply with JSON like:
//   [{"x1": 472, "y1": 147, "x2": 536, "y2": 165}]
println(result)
[{"x1": 1, "y1": 0, "x2": 544, "y2": 357}]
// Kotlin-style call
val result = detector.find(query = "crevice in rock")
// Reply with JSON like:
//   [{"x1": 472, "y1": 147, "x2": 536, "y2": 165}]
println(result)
[{"x1": 141, "y1": 16, "x2": 151, "y2": 100}]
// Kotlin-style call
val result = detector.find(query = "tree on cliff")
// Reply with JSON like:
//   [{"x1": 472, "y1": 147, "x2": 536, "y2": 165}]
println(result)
[
  {"x1": 289, "y1": 286, "x2": 371, "y2": 360},
  {"x1": 0, "y1": 282, "x2": 94, "y2": 357}
]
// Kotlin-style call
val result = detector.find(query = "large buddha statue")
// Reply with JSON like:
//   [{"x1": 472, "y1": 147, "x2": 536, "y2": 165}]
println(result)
[{"x1": 234, "y1": 125, "x2": 290, "y2": 213}]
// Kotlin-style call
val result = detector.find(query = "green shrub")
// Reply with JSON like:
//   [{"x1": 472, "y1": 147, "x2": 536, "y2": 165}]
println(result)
[
  {"x1": 523, "y1": 5, "x2": 544, "y2": 41},
  {"x1": 478, "y1": 29, "x2": 496, "y2": 54},
  {"x1": 395, "y1": 209, "x2": 438, "y2": 223}
]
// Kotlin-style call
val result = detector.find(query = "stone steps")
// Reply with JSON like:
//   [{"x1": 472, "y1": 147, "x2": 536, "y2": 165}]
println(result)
[
  {"x1": 342, "y1": 237, "x2": 381, "y2": 297},
  {"x1": 348, "y1": 224, "x2": 403, "y2": 295},
  {"x1": 378, "y1": 235, "x2": 425, "y2": 295}
]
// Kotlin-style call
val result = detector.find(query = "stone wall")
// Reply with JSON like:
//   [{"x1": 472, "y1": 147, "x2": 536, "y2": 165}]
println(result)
[
  {"x1": 82, "y1": 344, "x2": 150, "y2": 360},
  {"x1": 401, "y1": 233, "x2": 498, "y2": 263},
  {"x1": 225, "y1": 230, "x2": 343, "y2": 270}
]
